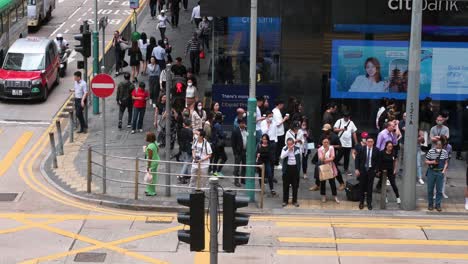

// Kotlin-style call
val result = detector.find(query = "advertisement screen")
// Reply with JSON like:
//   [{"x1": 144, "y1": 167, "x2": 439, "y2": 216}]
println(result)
[{"x1": 331, "y1": 40, "x2": 468, "y2": 101}]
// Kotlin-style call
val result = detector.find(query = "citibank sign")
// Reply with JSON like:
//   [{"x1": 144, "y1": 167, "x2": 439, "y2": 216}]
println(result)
[{"x1": 388, "y1": 0, "x2": 461, "y2": 11}]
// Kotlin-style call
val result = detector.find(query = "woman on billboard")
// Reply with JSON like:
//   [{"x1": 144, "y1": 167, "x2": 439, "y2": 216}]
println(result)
[{"x1": 349, "y1": 57, "x2": 389, "y2": 93}]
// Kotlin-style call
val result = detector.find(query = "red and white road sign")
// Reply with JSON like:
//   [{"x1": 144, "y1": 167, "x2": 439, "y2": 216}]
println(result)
[{"x1": 91, "y1": 74, "x2": 115, "y2": 98}]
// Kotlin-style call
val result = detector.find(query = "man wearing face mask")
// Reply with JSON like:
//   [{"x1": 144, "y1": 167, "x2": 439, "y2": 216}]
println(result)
[
  {"x1": 261, "y1": 111, "x2": 278, "y2": 181},
  {"x1": 334, "y1": 111, "x2": 358, "y2": 175},
  {"x1": 430, "y1": 115, "x2": 450, "y2": 144}
]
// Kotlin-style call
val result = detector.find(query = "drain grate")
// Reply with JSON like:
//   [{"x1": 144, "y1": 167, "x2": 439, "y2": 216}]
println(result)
[
  {"x1": 0, "y1": 193, "x2": 18, "y2": 202},
  {"x1": 145, "y1": 216, "x2": 174, "y2": 224},
  {"x1": 74, "y1": 252, "x2": 107, "y2": 262}
]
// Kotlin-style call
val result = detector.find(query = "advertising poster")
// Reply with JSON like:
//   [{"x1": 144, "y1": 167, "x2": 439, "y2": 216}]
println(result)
[{"x1": 331, "y1": 40, "x2": 468, "y2": 101}]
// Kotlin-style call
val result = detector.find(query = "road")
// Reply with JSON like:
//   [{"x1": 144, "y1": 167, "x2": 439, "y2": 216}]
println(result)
[{"x1": 0, "y1": 0, "x2": 468, "y2": 263}]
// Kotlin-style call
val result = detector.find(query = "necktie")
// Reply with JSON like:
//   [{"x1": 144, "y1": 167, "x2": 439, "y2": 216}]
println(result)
[{"x1": 365, "y1": 148, "x2": 371, "y2": 169}]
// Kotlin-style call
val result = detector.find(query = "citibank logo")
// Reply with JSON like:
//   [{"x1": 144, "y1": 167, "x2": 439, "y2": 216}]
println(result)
[{"x1": 388, "y1": 0, "x2": 460, "y2": 11}]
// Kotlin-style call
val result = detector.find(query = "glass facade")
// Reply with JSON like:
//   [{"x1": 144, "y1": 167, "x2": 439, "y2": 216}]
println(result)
[{"x1": 205, "y1": 0, "x2": 468, "y2": 149}]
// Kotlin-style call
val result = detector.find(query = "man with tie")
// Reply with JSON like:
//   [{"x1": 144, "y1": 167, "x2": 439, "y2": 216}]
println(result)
[{"x1": 355, "y1": 137, "x2": 380, "y2": 210}]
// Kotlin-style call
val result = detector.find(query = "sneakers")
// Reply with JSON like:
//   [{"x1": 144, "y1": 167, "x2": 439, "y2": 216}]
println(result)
[
  {"x1": 443, "y1": 193, "x2": 449, "y2": 199},
  {"x1": 139, "y1": 129, "x2": 143, "y2": 133},
  {"x1": 338, "y1": 183, "x2": 345, "y2": 191},
  {"x1": 118, "y1": 121, "x2": 122, "y2": 129},
  {"x1": 213, "y1": 172, "x2": 218, "y2": 176},
  {"x1": 275, "y1": 165, "x2": 282, "y2": 170},
  {"x1": 396, "y1": 197, "x2": 401, "y2": 204},
  {"x1": 217, "y1": 172, "x2": 224, "y2": 177},
  {"x1": 465, "y1": 201, "x2": 468, "y2": 210},
  {"x1": 131, "y1": 130, "x2": 135, "y2": 134},
  {"x1": 418, "y1": 178, "x2": 425, "y2": 185},
  {"x1": 386, "y1": 180, "x2": 391, "y2": 186},
  {"x1": 127, "y1": 124, "x2": 131, "y2": 128}
]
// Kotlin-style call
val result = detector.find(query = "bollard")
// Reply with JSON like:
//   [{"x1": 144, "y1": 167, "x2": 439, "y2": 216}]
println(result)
[
  {"x1": 69, "y1": 110, "x2": 74, "y2": 143},
  {"x1": 209, "y1": 177, "x2": 219, "y2": 264},
  {"x1": 380, "y1": 170, "x2": 388, "y2": 210},
  {"x1": 260, "y1": 164, "x2": 265, "y2": 209},
  {"x1": 87, "y1": 147, "x2": 92, "y2": 193},
  {"x1": 49, "y1": 132, "x2": 58, "y2": 169},
  {"x1": 196, "y1": 162, "x2": 202, "y2": 189},
  {"x1": 55, "y1": 120, "x2": 64, "y2": 156},
  {"x1": 134, "y1": 158, "x2": 139, "y2": 200}
]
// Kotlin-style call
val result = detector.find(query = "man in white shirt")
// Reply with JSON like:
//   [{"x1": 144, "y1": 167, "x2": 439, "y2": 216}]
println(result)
[
  {"x1": 273, "y1": 100, "x2": 289, "y2": 169},
  {"x1": 333, "y1": 111, "x2": 358, "y2": 174},
  {"x1": 256, "y1": 96, "x2": 266, "y2": 145},
  {"x1": 191, "y1": 1, "x2": 201, "y2": 27},
  {"x1": 69, "y1": 71, "x2": 88, "y2": 133},
  {"x1": 190, "y1": 129, "x2": 212, "y2": 187},
  {"x1": 152, "y1": 40, "x2": 166, "y2": 70}
]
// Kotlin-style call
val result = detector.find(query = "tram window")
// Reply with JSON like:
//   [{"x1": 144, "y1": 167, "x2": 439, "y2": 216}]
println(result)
[
  {"x1": 2, "y1": 14, "x2": 8, "y2": 33},
  {"x1": 10, "y1": 9, "x2": 17, "y2": 24},
  {"x1": 28, "y1": 0, "x2": 36, "y2": 5}
]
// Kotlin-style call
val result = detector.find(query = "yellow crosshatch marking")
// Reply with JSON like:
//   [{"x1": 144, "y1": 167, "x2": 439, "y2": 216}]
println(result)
[{"x1": 0, "y1": 131, "x2": 33, "y2": 177}]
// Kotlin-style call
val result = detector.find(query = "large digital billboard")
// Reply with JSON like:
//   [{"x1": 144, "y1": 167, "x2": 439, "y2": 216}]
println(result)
[{"x1": 331, "y1": 40, "x2": 468, "y2": 101}]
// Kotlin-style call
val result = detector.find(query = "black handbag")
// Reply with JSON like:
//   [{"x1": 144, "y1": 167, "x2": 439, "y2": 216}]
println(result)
[{"x1": 311, "y1": 152, "x2": 318, "y2": 165}]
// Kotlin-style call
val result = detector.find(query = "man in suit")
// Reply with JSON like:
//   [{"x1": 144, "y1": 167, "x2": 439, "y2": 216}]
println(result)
[
  {"x1": 355, "y1": 137, "x2": 380, "y2": 210},
  {"x1": 280, "y1": 138, "x2": 302, "y2": 207},
  {"x1": 232, "y1": 118, "x2": 247, "y2": 187}
]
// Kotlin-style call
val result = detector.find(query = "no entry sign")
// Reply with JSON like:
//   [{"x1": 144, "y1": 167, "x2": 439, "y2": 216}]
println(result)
[{"x1": 91, "y1": 74, "x2": 115, "y2": 98}]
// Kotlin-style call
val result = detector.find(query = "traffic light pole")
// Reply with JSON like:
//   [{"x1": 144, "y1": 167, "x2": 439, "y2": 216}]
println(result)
[
  {"x1": 245, "y1": 0, "x2": 258, "y2": 202},
  {"x1": 92, "y1": 0, "x2": 100, "y2": 114},
  {"x1": 165, "y1": 65, "x2": 172, "y2": 197},
  {"x1": 402, "y1": 0, "x2": 422, "y2": 211},
  {"x1": 84, "y1": 57, "x2": 88, "y2": 124},
  {"x1": 209, "y1": 177, "x2": 219, "y2": 264}
]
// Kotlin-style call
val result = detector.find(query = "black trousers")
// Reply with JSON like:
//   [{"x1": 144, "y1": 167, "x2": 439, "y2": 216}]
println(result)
[
  {"x1": 115, "y1": 50, "x2": 122, "y2": 73},
  {"x1": 336, "y1": 147, "x2": 352, "y2": 171},
  {"x1": 200, "y1": 34, "x2": 210, "y2": 50},
  {"x1": 320, "y1": 178, "x2": 337, "y2": 196},
  {"x1": 283, "y1": 165, "x2": 299, "y2": 203},
  {"x1": 150, "y1": 3, "x2": 157, "y2": 17},
  {"x1": 74, "y1": 98, "x2": 87, "y2": 131},
  {"x1": 118, "y1": 100, "x2": 133, "y2": 125},
  {"x1": 234, "y1": 152, "x2": 246, "y2": 184},
  {"x1": 359, "y1": 169, "x2": 376, "y2": 205},
  {"x1": 132, "y1": 107, "x2": 146, "y2": 130},
  {"x1": 375, "y1": 171, "x2": 400, "y2": 198},
  {"x1": 275, "y1": 135, "x2": 285, "y2": 166},
  {"x1": 183, "y1": 0, "x2": 188, "y2": 9},
  {"x1": 159, "y1": 27, "x2": 166, "y2": 41},
  {"x1": 171, "y1": 11, "x2": 179, "y2": 26},
  {"x1": 189, "y1": 50, "x2": 200, "y2": 74},
  {"x1": 212, "y1": 145, "x2": 227, "y2": 173},
  {"x1": 269, "y1": 141, "x2": 277, "y2": 180},
  {"x1": 194, "y1": 18, "x2": 202, "y2": 28}
]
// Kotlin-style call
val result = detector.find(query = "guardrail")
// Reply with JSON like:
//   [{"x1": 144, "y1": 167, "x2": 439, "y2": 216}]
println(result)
[{"x1": 86, "y1": 146, "x2": 266, "y2": 208}]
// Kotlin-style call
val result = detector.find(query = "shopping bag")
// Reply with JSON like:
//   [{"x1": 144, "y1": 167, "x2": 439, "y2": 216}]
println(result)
[
  {"x1": 144, "y1": 171, "x2": 153, "y2": 183},
  {"x1": 319, "y1": 163, "x2": 335, "y2": 181},
  {"x1": 199, "y1": 50, "x2": 205, "y2": 59}
]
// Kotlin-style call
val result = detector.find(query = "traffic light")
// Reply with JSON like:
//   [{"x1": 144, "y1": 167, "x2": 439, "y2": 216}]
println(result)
[
  {"x1": 223, "y1": 190, "x2": 250, "y2": 253},
  {"x1": 172, "y1": 76, "x2": 186, "y2": 98},
  {"x1": 177, "y1": 190, "x2": 205, "y2": 251},
  {"x1": 74, "y1": 31, "x2": 91, "y2": 58}
]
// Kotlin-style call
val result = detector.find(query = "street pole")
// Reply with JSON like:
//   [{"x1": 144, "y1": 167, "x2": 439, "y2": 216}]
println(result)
[
  {"x1": 92, "y1": 0, "x2": 100, "y2": 114},
  {"x1": 209, "y1": 177, "x2": 218, "y2": 264},
  {"x1": 245, "y1": 0, "x2": 257, "y2": 202},
  {"x1": 165, "y1": 65, "x2": 172, "y2": 197},
  {"x1": 101, "y1": 17, "x2": 107, "y2": 72},
  {"x1": 402, "y1": 0, "x2": 422, "y2": 211},
  {"x1": 102, "y1": 96, "x2": 107, "y2": 194},
  {"x1": 84, "y1": 57, "x2": 89, "y2": 123}
]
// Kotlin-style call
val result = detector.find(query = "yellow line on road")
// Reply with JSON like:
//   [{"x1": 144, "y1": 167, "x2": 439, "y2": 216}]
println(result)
[
  {"x1": 276, "y1": 250, "x2": 468, "y2": 260},
  {"x1": 0, "y1": 213, "x2": 174, "y2": 221},
  {"x1": 0, "y1": 131, "x2": 33, "y2": 177},
  {"x1": 0, "y1": 219, "x2": 63, "y2": 235},
  {"x1": 15, "y1": 218, "x2": 170, "y2": 264},
  {"x1": 253, "y1": 216, "x2": 468, "y2": 225},
  {"x1": 278, "y1": 237, "x2": 468, "y2": 246},
  {"x1": 276, "y1": 222, "x2": 468, "y2": 230},
  {"x1": 194, "y1": 216, "x2": 210, "y2": 264},
  {"x1": 22, "y1": 225, "x2": 181, "y2": 264}
]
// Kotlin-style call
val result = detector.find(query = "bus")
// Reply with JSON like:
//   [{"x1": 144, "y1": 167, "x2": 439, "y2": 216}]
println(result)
[
  {"x1": 27, "y1": 0, "x2": 54, "y2": 28},
  {"x1": 0, "y1": 0, "x2": 28, "y2": 63}
]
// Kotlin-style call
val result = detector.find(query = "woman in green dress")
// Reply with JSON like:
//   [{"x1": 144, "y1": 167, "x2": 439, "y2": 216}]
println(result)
[{"x1": 145, "y1": 132, "x2": 160, "y2": 196}]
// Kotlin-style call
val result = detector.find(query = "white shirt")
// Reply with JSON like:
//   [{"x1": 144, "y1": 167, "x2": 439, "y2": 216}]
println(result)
[
  {"x1": 260, "y1": 119, "x2": 277, "y2": 142},
  {"x1": 74, "y1": 80, "x2": 88, "y2": 99},
  {"x1": 333, "y1": 118, "x2": 357, "y2": 148},
  {"x1": 186, "y1": 85, "x2": 197, "y2": 98},
  {"x1": 280, "y1": 147, "x2": 298, "y2": 165},
  {"x1": 349, "y1": 75, "x2": 388, "y2": 93},
  {"x1": 366, "y1": 147, "x2": 373, "y2": 168},
  {"x1": 285, "y1": 129, "x2": 304, "y2": 150},
  {"x1": 54, "y1": 39, "x2": 68, "y2": 51},
  {"x1": 138, "y1": 39, "x2": 148, "y2": 51},
  {"x1": 240, "y1": 129, "x2": 248, "y2": 149},
  {"x1": 192, "y1": 139, "x2": 212, "y2": 169},
  {"x1": 272, "y1": 107, "x2": 284, "y2": 136},
  {"x1": 256, "y1": 106, "x2": 262, "y2": 131},
  {"x1": 157, "y1": 15, "x2": 169, "y2": 28},
  {"x1": 191, "y1": 5, "x2": 201, "y2": 20},
  {"x1": 152, "y1": 46, "x2": 166, "y2": 60}
]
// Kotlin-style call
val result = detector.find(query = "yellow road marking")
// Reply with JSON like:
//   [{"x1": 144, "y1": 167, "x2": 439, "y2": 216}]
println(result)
[
  {"x1": 276, "y1": 250, "x2": 468, "y2": 260},
  {"x1": 278, "y1": 237, "x2": 468, "y2": 246},
  {"x1": 0, "y1": 131, "x2": 33, "y2": 177},
  {"x1": 0, "y1": 213, "x2": 174, "y2": 221},
  {"x1": 0, "y1": 219, "x2": 64, "y2": 235},
  {"x1": 22, "y1": 225, "x2": 181, "y2": 264},
  {"x1": 253, "y1": 216, "x2": 468, "y2": 225},
  {"x1": 194, "y1": 216, "x2": 210, "y2": 264},
  {"x1": 276, "y1": 222, "x2": 468, "y2": 230},
  {"x1": 15, "y1": 218, "x2": 171, "y2": 264}
]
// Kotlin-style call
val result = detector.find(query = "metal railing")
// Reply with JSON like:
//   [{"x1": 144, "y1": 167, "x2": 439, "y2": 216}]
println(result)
[{"x1": 86, "y1": 146, "x2": 266, "y2": 208}]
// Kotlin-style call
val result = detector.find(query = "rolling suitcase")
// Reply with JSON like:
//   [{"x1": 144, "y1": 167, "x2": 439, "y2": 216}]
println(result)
[{"x1": 345, "y1": 178, "x2": 361, "y2": 201}]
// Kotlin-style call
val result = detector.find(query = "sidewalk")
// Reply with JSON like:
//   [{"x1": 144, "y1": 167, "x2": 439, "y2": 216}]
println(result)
[{"x1": 44, "y1": 0, "x2": 468, "y2": 215}]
